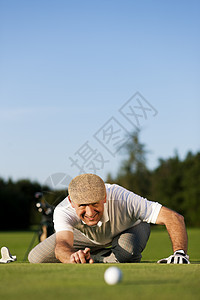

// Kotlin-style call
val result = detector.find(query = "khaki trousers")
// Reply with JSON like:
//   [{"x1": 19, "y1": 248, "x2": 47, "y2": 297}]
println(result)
[{"x1": 28, "y1": 222, "x2": 150, "y2": 263}]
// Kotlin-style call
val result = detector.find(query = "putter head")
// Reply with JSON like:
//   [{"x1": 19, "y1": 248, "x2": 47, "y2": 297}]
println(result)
[{"x1": 0, "y1": 247, "x2": 17, "y2": 263}]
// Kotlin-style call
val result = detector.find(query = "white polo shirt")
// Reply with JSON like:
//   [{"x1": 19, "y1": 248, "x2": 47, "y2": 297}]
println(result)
[{"x1": 53, "y1": 184, "x2": 162, "y2": 246}]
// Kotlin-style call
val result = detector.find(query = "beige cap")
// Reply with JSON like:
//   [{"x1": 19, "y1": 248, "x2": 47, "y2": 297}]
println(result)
[{"x1": 68, "y1": 173, "x2": 106, "y2": 204}]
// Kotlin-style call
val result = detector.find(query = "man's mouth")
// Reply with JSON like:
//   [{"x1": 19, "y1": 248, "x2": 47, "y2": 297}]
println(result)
[{"x1": 84, "y1": 212, "x2": 98, "y2": 221}]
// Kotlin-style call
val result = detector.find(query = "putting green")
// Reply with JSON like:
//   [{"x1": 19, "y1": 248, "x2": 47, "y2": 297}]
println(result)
[
  {"x1": 0, "y1": 263, "x2": 199, "y2": 300},
  {"x1": 0, "y1": 229, "x2": 199, "y2": 299}
]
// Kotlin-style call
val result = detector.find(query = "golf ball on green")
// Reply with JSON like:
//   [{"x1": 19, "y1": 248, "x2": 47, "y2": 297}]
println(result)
[{"x1": 104, "y1": 267, "x2": 122, "y2": 285}]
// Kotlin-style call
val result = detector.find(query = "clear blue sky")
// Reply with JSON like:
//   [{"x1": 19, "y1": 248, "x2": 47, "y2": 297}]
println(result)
[{"x1": 0, "y1": 0, "x2": 199, "y2": 189}]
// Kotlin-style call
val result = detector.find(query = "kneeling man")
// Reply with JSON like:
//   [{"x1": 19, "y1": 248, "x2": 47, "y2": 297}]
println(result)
[{"x1": 28, "y1": 173, "x2": 190, "y2": 264}]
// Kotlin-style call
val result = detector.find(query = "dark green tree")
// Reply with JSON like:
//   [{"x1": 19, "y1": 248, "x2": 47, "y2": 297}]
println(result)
[
  {"x1": 151, "y1": 151, "x2": 200, "y2": 227},
  {"x1": 107, "y1": 129, "x2": 151, "y2": 197},
  {"x1": 181, "y1": 152, "x2": 200, "y2": 226},
  {"x1": 0, "y1": 177, "x2": 68, "y2": 230},
  {"x1": 106, "y1": 129, "x2": 200, "y2": 227},
  {"x1": 0, "y1": 178, "x2": 41, "y2": 230},
  {"x1": 151, "y1": 153, "x2": 183, "y2": 211}
]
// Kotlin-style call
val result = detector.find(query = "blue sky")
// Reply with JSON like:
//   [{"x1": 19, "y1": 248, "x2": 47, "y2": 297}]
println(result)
[{"x1": 0, "y1": 0, "x2": 199, "y2": 189}]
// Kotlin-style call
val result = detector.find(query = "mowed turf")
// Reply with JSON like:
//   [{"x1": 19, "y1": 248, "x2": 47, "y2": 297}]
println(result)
[{"x1": 0, "y1": 228, "x2": 199, "y2": 300}]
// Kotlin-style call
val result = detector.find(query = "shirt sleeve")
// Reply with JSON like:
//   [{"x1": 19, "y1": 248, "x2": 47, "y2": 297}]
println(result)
[
  {"x1": 127, "y1": 191, "x2": 162, "y2": 224},
  {"x1": 110, "y1": 184, "x2": 162, "y2": 224},
  {"x1": 144, "y1": 201, "x2": 162, "y2": 223},
  {"x1": 53, "y1": 198, "x2": 78, "y2": 233}
]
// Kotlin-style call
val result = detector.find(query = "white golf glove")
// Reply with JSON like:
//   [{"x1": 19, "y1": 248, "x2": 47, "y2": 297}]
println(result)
[
  {"x1": 157, "y1": 250, "x2": 190, "y2": 264},
  {"x1": 0, "y1": 247, "x2": 17, "y2": 263}
]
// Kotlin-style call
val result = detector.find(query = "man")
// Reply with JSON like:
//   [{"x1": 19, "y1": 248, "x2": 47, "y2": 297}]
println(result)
[{"x1": 28, "y1": 173, "x2": 190, "y2": 264}]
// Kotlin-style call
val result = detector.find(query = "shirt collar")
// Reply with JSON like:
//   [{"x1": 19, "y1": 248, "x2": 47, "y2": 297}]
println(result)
[{"x1": 98, "y1": 202, "x2": 109, "y2": 226}]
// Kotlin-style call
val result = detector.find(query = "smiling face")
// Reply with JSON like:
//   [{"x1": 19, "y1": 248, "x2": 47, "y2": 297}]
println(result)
[{"x1": 69, "y1": 197, "x2": 106, "y2": 226}]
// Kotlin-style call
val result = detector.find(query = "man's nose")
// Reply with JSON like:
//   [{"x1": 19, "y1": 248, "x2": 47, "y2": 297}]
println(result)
[{"x1": 85, "y1": 205, "x2": 95, "y2": 216}]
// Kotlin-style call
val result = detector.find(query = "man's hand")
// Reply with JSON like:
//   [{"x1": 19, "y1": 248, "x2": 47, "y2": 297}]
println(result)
[
  {"x1": 157, "y1": 250, "x2": 190, "y2": 264},
  {"x1": 70, "y1": 247, "x2": 94, "y2": 264},
  {"x1": 55, "y1": 232, "x2": 94, "y2": 264}
]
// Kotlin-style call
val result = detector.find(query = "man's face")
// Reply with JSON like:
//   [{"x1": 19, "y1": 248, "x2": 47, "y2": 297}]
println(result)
[{"x1": 69, "y1": 197, "x2": 106, "y2": 226}]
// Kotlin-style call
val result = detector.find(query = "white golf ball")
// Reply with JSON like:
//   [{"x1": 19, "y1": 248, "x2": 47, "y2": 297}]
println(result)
[{"x1": 104, "y1": 267, "x2": 122, "y2": 285}]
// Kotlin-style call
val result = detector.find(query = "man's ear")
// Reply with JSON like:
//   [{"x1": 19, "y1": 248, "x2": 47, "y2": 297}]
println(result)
[
  {"x1": 103, "y1": 194, "x2": 107, "y2": 203},
  {"x1": 68, "y1": 196, "x2": 75, "y2": 208}
]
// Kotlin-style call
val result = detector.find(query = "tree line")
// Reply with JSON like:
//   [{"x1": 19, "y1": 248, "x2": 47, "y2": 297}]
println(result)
[
  {"x1": 107, "y1": 130, "x2": 200, "y2": 227},
  {"x1": 0, "y1": 179, "x2": 67, "y2": 230},
  {"x1": 0, "y1": 130, "x2": 199, "y2": 229}
]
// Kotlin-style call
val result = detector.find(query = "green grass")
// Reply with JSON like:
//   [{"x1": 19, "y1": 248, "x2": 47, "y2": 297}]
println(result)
[{"x1": 0, "y1": 228, "x2": 200, "y2": 300}]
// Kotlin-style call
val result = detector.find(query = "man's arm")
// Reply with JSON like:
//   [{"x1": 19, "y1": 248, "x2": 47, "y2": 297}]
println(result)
[
  {"x1": 55, "y1": 231, "x2": 94, "y2": 264},
  {"x1": 55, "y1": 231, "x2": 74, "y2": 263},
  {"x1": 156, "y1": 206, "x2": 188, "y2": 253}
]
